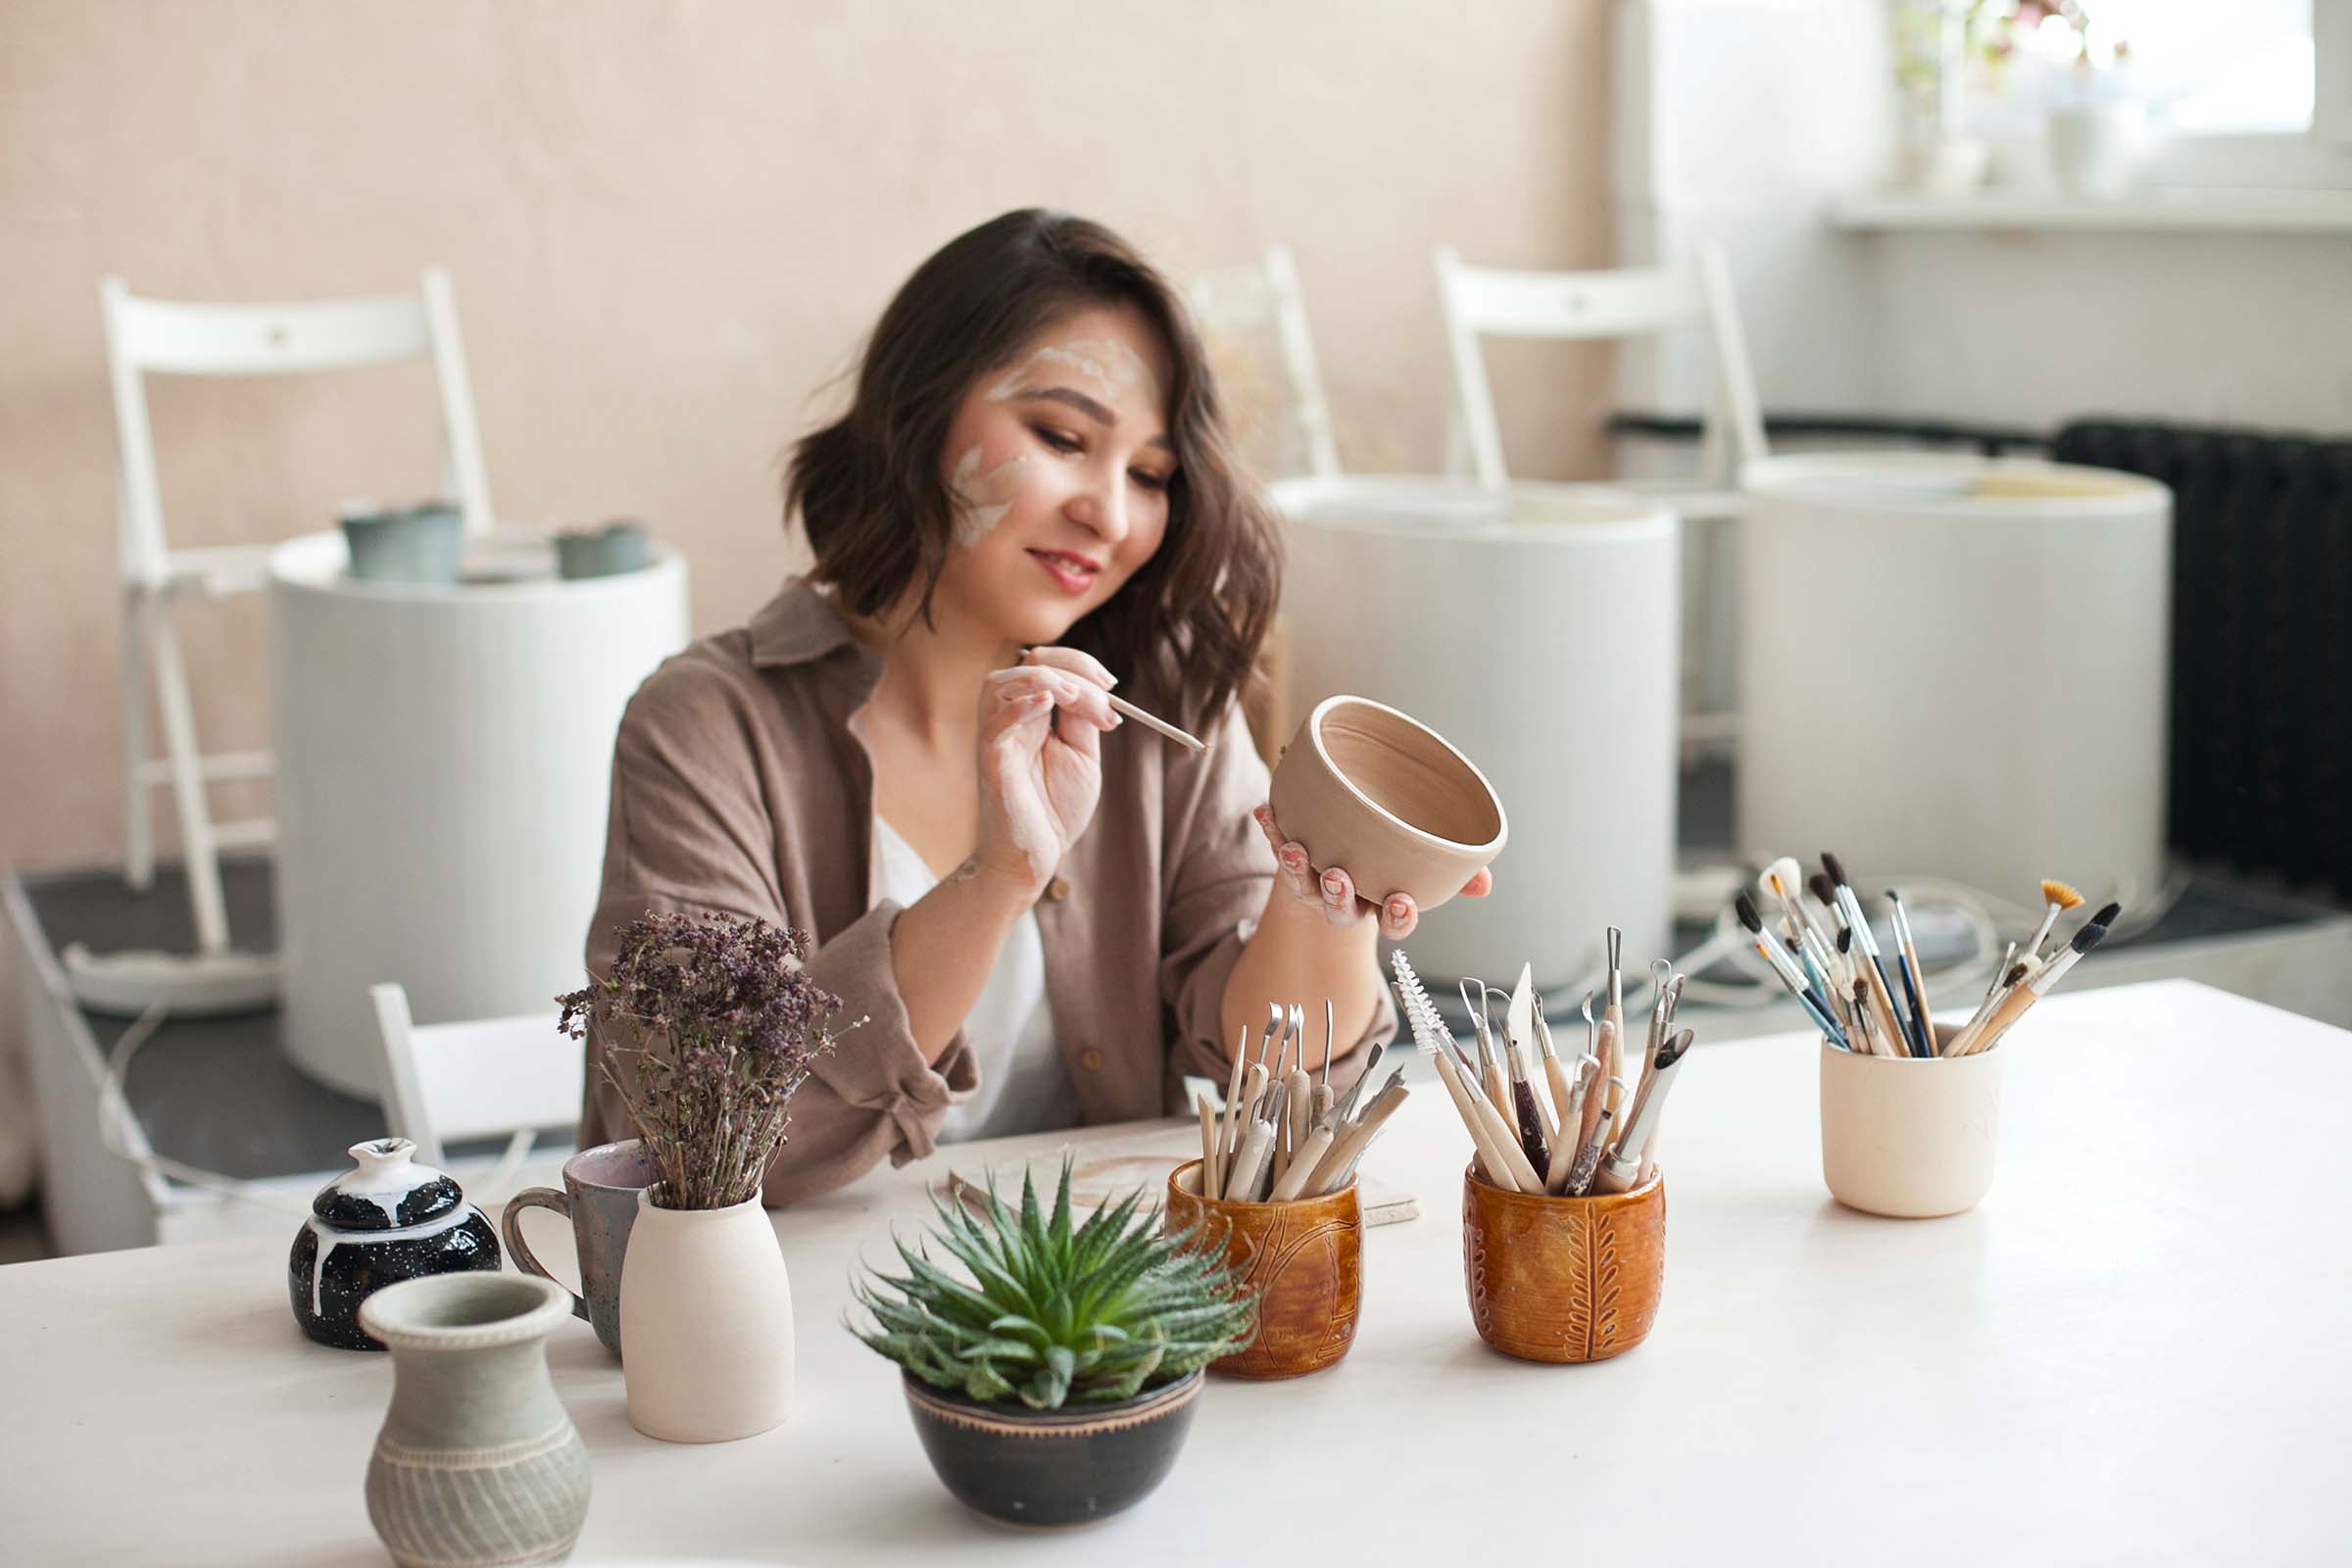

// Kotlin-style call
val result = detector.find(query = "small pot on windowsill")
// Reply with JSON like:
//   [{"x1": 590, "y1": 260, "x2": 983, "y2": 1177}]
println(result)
[{"x1": 2047, "y1": 99, "x2": 2150, "y2": 199}]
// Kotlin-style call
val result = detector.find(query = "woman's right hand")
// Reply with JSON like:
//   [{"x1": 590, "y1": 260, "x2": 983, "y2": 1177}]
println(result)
[{"x1": 970, "y1": 647, "x2": 1121, "y2": 897}]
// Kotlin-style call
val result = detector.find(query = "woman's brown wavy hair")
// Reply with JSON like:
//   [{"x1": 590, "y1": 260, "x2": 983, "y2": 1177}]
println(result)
[{"x1": 784, "y1": 209, "x2": 1281, "y2": 731}]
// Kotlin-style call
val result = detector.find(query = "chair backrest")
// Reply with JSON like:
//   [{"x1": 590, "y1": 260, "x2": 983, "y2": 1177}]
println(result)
[
  {"x1": 99, "y1": 268, "x2": 496, "y2": 586},
  {"x1": 1433, "y1": 243, "x2": 1765, "y2": 490},
  {"x1": 371, "y1": 982, "x2": 582, "y2": 1167},
  {"x1": 1187, "y1": 244, "x2": 1343, "y2": 479}
]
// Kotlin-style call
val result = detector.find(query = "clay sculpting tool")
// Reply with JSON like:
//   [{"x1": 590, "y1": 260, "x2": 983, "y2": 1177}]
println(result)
[
  {"x1": 1566, "y1": 1076, "x2": 1626, "y2": 1196},
  {"x1": 1396, "y1": 954, "x2": 1520, "y2": 1190},
  {"x1": 1886, "y1": 889, "x2": 1935, "y2": 1054},
  {"x1": 1104, "y1": 692, "x2": 1205, "y2": 753},
  {"x1": 1499, "y1": 967, "x2": 1549, "y2": 1175}
]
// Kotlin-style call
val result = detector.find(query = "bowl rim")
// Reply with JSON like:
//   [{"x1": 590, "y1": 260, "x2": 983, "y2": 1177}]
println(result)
[
  {"x1": 901, "y1": 1365, "x2": 1203, "y2": 1435},
  {"x1": 1301, "y1": 694, "x2": 1507, "y2": 857}
]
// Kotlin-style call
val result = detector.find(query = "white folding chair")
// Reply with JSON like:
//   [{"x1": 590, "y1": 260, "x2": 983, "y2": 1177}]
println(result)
[
  {"x1": 370, "y1": 983, "x2": 581, "y2": 1172},
  {"x1": 1187, "y1": 244, "x2": 1343, "y2": 479},
  {"x1": 1434, "y1": 243, "x2": 1766, "y2": 755},
  {"x1": 89, "y1": 269, "x2": 494, "y2": 1012}
]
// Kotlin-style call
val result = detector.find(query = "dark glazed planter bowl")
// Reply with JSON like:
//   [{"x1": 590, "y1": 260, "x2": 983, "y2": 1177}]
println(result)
[{"x1": 901, "y1": 1369, "x2": 1202, "y2": 1530}]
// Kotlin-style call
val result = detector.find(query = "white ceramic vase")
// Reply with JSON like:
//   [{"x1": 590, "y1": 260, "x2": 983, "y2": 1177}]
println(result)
[{"x1": 617, "y1": 1188, "x2": 793, "y2": 1442}]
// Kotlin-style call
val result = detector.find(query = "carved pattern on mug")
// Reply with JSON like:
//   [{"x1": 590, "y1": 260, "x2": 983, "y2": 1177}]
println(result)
[{"x1": 1581, "y1": 1212, "x2": 1622, "y2": 1358}]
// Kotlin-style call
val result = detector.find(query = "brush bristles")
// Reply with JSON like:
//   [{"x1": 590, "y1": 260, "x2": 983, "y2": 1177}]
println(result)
[
  {"x1": 2042, "y1": 879, "x2": 2082, "y2": 910},
  {"x1": 1822, "y1": 851, "x2": 1848, "y2": 888},
  {"x1": 1807, "y1": 872, "x2": 1836, "y2": 907},
  {"x1": 2073, "y1": 917, "x2": 2116, "y2": 954},
  {"x1": 1837, "y1": 926, "x2": 1852, "y2": 954},
  {"x1": 2089, "y1": 901, "x2": 2122, "y2": 927},
  {"x1": 1734, "y1": 891, "x2": 1763, "y2": 933},
  {"x1": 1390, "y1": 952, "x2": 1446, "y2": 1056}
]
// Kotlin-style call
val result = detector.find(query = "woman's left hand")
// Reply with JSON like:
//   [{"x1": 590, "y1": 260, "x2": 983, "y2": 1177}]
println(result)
[{"x1": 1251, "y1": 803, "x2": 1494, "y2": 941}]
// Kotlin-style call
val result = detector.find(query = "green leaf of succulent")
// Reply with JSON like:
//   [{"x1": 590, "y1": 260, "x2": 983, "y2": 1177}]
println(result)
[{"x1": 847, "y1": 1155, "x2": 1253, "y2": 1411}]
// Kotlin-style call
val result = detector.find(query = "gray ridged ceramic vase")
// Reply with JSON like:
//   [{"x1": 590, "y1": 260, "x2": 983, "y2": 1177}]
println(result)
[{"x1": 357, "y1": 1273, "x2": 591, "y2": 1567}]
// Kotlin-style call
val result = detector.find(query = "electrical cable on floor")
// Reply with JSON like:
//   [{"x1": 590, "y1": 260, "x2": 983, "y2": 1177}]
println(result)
[
  {"x1": 88, "y1": 1002, "x2": 542, "y2": 1219},
  {"x1": 1559, "y1": 860, "x2": 2190, "y2": 1024}
]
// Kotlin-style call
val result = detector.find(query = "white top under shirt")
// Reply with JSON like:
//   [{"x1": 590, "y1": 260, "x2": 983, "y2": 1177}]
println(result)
[{"x1": 873, "y1": 817, "x2": 1077, "y2": 1144}]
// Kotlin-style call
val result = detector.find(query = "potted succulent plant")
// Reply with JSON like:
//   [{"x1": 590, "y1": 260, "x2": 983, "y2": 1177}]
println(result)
[
  {"x1": 849, "y1": 1160, "x2": 1257, "y2": 1529},
  {"x1": 558, "y1": 910, "x2": 858, "y2": 1443}
]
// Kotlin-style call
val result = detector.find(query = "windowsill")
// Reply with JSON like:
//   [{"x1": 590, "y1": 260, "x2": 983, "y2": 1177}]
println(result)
[{"x1": 1829, "y1": 186, "x2": 2352, "y2": 235}]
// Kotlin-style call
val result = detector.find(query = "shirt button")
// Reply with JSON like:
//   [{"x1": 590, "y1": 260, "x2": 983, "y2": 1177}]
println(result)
[
  {"x1": 1079, "y1": 1048, "x2": 1104, "y2": 1071},
  {"x1": 1045, "y1": 877, "x2": 1070, "y2": 902}
]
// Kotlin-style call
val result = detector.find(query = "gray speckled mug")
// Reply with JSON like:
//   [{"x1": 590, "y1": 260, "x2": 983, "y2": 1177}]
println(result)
[{"x1": 502, "y1": 1139, "x2": 653, "y2": 1357}]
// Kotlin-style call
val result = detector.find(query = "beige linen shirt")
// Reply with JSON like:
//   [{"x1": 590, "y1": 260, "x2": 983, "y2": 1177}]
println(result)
[{"x1": 577, "y1": 578, "x2": 1394, "y2": 1205}]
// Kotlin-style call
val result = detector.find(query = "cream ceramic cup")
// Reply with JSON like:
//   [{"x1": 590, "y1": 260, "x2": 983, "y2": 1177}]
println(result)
[
  {"x1": 1266, "y1": 695, "x2": 1506, "y2": 912},
  {"x1": 1818, "y1": 1025, "x2": 2003, "y2": 1218}
]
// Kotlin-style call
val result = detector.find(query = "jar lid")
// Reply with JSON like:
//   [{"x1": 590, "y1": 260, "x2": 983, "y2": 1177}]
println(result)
[{"x1": 311, "y1": 1138, "x2": 463, "y2": 1231}]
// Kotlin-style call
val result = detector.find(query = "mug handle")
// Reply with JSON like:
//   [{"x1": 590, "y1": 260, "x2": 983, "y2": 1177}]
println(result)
[{"x1": 501, "y1": 1187, "x2": 588, "y2": 1322}]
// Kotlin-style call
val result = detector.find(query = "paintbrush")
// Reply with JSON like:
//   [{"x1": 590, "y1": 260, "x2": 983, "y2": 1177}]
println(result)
[
  {"x1": 1953, "y1": 903, "x2": 2118, "y2": 1055},
  {"x1": 1824, "y1": 853, "x2": 1912, "y2": 1055},
  {"x1": 1395, "y1": 954, "x2": 1524, "y2": 1191},
  {"x1": 1886, "y1": 889, "x2": 1935, "y2": 1054},
  {"x1": 2024, "y1": 878, "x2": 2084, "y2": 960},
  {"x1": 1738, "y1": 892, "x2": 1849, "y2": 1047}
]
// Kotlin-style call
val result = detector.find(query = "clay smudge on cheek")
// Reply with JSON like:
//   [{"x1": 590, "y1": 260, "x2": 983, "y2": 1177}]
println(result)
[
  {"x1": 985, "y1": 338, "x2": 1147, "y2": 404},
  {"x1": 949, "y1": 444, "x2": 1035, "y2": 550}
]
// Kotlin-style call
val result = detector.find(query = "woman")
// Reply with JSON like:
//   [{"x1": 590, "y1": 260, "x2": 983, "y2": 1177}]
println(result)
[{"x1": 577, "y1": 210, "x2": 1490, "y2": 1203}]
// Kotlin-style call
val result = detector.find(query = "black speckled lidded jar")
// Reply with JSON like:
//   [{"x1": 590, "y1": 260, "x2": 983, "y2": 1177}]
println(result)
[{"x1": 289, "y1": 1138, "x2": 501, "y2": 1351}]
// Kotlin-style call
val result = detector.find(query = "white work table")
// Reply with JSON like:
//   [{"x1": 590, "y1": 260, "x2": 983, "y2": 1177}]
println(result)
[{"x1": 4, "y1": 979, "x2": 2347, "y2": 1565}]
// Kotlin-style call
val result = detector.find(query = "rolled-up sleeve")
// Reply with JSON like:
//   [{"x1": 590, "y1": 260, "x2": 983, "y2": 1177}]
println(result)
[
  {"x1": 1154, "y1": 702, "x2": 1396, "y2": 1089},
  {"x1": 576, "y1": 662, "x2": 974, "y2": 1207}
]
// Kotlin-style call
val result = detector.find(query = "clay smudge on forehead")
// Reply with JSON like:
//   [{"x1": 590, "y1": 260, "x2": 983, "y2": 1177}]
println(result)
[
  {"x1": 950, "y1": 444, "x2": 1034, "y2": 549},
  {"x1": 986, "y1": 337, "x2": 1147, "y2": 404}
]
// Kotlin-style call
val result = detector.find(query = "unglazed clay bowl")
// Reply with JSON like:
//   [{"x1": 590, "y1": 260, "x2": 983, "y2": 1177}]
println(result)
[
  {"x1": 902, "y1": 1369, "x2": 1201, "y2": 1530},
  {"x1": 1267, "y1": 695, "x2": 1506, "y2": 911},
  {"x1": 1819, "y1": 1023, "x2": 2001, "y2": 1218},
  {"x1": 1461, "y1": 1164, "x2": 1664, "y2": 1363},
  {"x1": 1164, "y1": 1159, "x2": 1360, "y2": 1380}
]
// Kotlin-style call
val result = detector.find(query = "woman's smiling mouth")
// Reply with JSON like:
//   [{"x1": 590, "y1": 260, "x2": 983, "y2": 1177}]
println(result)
[{"x1": 1028, "y1": 548, "x2": 1102, "y2": 594}]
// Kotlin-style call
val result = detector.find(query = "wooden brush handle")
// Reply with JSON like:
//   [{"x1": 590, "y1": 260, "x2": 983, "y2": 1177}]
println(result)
[
  {"x1": 1470, "y1": 1082, "x2": 1545, "y2": 1194},
  {"x1": 1228, "y1": 1119, "x2": 1276, "y2": 1202},
  {"x1": 1544, "y1": 1073, "x2": 1589, "y2": 1194},
  {"x1": 1481, "y1": 1057, "x2": 1510, "y2": 1125},
  {"x1": 1579, "y1": 1020, "x2": 1617, "y2": 1152},
  {"x1": 1196, "y1": 1095, "x2": 1221, "y2": 1200},
  {"x1": 1270, "y1": 1127, "x2": 1337, "y2": 1201},
  {"x1": 1543, "y1": 1054, "x2": 1575, "y2": 1140},
  {"x1": 1958, "y1": 984, "x2": 2035, "y2": 1055},
  {"x1": 1435, "y1": 1051, "x2": 1520, "y2": 1192},
  {"x1": 1304, "y1": 1084, "x2": 1408, "y2": 1195}
]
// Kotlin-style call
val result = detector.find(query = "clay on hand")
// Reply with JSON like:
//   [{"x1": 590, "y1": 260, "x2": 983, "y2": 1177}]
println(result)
[
  {"x1": 971, "y1": 648, "x2": 1122, "y2": 893},
  {"x1": 1250, "y1": 804, "x2": 1493, "y2": 941}
]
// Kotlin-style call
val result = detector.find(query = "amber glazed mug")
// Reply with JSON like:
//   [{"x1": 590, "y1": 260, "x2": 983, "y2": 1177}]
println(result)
[
  {"x1": 1165, "y1": 1159, "x2": 1361, "y2": 1380},
  {"x1": 1461, "y1": 1164, "x2": 1665, "y2": 1364}
]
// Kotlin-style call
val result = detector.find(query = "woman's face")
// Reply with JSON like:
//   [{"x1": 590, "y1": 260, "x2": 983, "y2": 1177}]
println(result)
[{"x1": 930, "y1": 303, "x2": 1177, "y2": 649}]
